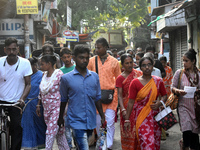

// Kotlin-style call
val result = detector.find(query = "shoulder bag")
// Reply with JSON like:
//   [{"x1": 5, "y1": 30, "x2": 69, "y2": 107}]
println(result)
[
  {"x1": 95, "y1": 56, "x2": 114, "y2": 104},
  {"x1": 165, "y1": 69, "x2": 183, "y2": 110}
]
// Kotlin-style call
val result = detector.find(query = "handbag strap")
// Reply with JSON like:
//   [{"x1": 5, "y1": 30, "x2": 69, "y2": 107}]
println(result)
[
  {"x1": 178, "y1": 69, "x2": 184, "y2": 89},
  {"x1": 95, "y1": 56, "x2": 98, "y2": 74},
  {"x1": 160, "y1": 100, "x2": 167, "y2": 109},
  {"x1": 184, "y1": 70, "x2": 199, "y2": 88}
]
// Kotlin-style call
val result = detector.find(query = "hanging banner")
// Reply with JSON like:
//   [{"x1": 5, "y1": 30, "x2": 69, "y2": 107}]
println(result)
[
  {"x1": 160, "y1": 39, "x2": 164, "y2": 55},
  {"x1": 16, "y1": 0, "x2": 38, "y2": 14},
  {"x1": 56, "y1": 37, "x2": 66, "y2": 44},
  {"x1": 63, "y1": 30, "x2": 79, "y2": 42},
  {"x1": 42, "y1": 1, "x2": 51, "y2": 22},
  {"x1": 67, "y1": 6, "x2": 72, "y2": 28},
  {"x1": 147, "y1": 5, "x2": 151, "y2": 16}
]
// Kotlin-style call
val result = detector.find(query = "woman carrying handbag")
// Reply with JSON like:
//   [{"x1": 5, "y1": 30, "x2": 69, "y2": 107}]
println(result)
[{"x1": 171, "y1": 49, "x2": 200, "y2": 150}]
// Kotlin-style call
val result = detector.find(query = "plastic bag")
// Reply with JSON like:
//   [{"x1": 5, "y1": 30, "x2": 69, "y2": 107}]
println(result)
[{"x1": 95, "y1": 121, "x2": 107, "y2": 150}]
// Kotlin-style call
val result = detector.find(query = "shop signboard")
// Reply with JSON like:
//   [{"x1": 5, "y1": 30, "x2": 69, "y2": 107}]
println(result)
[
  {"x1": 0, "y1": 19, "x2": 34, "y2": 45},
  {"x1": 16, "y1": 0, "x2": 38, "y2": 14},
  {"x1": 56, "y1": 37, "x2": 66, "y2": 44},
  {"x1": 63, "y1": 30, "x2": 79, "y2": 42}
]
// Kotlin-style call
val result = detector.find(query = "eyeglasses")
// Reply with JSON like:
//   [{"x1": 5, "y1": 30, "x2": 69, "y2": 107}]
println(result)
[
  {"x1": 141, "y1": 63, "x2": 153, "y2": 68},
  {"x1": 6, "y1": 48, "x2": 18, "y2": 51}
]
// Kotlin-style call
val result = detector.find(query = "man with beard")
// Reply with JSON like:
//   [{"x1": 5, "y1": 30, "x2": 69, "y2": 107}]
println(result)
[
  {"x1": 58, "y1": 44, "x2": 105, "y2": 150},
  {"x1": 0, "y1": 37, "x2": 32, "y2": 150},
  {"x1": 60, "y1": 47, "x2": 75, "y2": 74}
]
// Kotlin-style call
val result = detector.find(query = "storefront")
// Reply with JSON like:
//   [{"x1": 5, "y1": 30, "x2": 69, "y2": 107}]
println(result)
[{"x1": 0, "y1": 19, "x2": 34, "y2": 57}]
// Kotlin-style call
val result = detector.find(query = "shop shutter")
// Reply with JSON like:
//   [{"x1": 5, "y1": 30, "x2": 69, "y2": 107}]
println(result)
[
  {"x1": 180, "y1": 27, "x2": 188, "y2": 68},
  {"x1": 174, "y1": 26, "x2": 187, "y2": 71},
  {"x1": 175, "y1": 29, "x2": 181, "y2": 71}
]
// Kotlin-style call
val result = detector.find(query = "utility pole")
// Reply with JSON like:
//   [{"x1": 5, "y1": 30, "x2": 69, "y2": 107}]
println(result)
[{"x1": 24, "y1": 14, "x2": 30, "y2": 58}]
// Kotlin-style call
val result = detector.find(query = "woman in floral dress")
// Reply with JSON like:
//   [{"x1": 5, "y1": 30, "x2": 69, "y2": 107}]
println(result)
[{"x1": 36, "y1": 55, "x2": 69, "y2": 150}]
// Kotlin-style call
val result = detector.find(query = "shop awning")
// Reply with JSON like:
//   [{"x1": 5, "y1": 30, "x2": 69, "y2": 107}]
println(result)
[{"x1": 148, "y1": 0, "x2": 193, "y2": 26}]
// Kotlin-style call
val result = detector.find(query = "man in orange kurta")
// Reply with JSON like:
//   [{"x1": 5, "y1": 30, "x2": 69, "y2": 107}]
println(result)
[{"x1": 87, "y1": 38, "x2": 121, "y2": 149}]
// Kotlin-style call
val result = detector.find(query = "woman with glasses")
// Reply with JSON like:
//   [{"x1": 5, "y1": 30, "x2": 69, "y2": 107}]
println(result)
[{"x1": 124, "y1": 56, "x2": 167, "y2": 149}]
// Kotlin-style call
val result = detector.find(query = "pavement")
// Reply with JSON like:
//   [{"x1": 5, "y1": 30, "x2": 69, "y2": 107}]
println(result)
[{"x1": 46, "y1": 110, "x2": 182, "y2": 150}]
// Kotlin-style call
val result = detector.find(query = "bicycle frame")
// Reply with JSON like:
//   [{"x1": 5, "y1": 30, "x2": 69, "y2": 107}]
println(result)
[{"x1": 0, "y1": 102, "x2": 21, "y2": 150}]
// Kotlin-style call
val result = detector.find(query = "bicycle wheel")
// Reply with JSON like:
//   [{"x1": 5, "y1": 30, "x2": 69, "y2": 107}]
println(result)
[{"x1": 1, "y1": 132, "x2": 7, "y2": 150}]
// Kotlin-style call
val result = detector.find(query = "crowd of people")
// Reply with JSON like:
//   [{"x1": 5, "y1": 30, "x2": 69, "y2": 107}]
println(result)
[{"x1": 0, "y1": 36, "x2": 199, "y2": 150}]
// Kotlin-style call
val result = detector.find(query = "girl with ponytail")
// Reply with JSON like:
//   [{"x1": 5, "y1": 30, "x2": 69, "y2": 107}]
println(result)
[{"x1": 171, "y1": 49, "x2": 200, "y2": 150}]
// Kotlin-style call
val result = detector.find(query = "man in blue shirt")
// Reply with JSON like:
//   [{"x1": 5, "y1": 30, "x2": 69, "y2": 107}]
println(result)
[{"x1": 58, "y1": 44, "x2": 105, "y2": 150}]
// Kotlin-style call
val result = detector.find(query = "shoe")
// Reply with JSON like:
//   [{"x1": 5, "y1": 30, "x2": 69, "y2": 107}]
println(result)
[{"x1": 166, "y1": 132, "x2": 169, "y2": 137}]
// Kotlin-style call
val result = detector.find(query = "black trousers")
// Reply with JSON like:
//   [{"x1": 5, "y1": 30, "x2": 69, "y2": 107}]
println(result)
[
  {"x1": 0, "y1": 101, "x2": 22, "y2": 150},
  {"x1": 183, "y1": 130, "x2": 199, "y2": 150}
]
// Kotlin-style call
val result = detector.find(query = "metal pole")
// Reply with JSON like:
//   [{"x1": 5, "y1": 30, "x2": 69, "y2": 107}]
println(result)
[{"x1": 24, "y1": 14, "x2": 30, "y2": 58}]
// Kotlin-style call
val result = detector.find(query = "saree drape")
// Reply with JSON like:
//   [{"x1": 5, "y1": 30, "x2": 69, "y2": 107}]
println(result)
[
  {"x1": 120, "y1": 69, "x2": 142, "y2": 150},
  {"x1": 130, "y1": 76, "x2": 163, "y2": 150}
]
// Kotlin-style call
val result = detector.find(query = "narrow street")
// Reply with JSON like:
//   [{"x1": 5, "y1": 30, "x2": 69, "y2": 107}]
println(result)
[{"x1": 51, "y1": 110, "x2": 182, "y2": 150}]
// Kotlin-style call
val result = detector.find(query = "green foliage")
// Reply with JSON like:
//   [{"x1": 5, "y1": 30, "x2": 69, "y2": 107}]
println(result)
[{"x1": 57, "y1": 0, "x2": 149, "y2": 31}]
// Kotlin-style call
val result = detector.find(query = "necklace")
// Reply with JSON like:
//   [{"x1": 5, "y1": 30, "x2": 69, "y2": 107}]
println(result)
[{"x1": 3, "y1": 57, "x2": 20, "y2": 82}]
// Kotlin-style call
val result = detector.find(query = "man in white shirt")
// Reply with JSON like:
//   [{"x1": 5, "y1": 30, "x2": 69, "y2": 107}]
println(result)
[{"x1": 0, "y1": 37, "x2": 32, "y2": 150}]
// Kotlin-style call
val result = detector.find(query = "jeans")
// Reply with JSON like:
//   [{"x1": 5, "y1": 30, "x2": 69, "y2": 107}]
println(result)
[
  {"x1": 72, "y1": 129, "x2": 93, "y2": 150},
  {"x1": 65, "y1": 116, "x2": 72, "y2": 148}
]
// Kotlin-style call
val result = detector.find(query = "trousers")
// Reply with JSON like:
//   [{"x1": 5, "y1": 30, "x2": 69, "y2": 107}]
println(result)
[
  {"x1": 96, "y1": 109, "x2": 115, "y2": 149},
  {"x1": 72, "y1": 129, "x2": 93, "y2": 150},
  {"x1": 45, "y1": 125, "x2": 69, "y2": 150},
  {"x1": 0, "y1": 101, "x2": 22, "y2": 150}
]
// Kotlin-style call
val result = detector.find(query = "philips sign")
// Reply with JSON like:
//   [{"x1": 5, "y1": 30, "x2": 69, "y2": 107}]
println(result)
[
  {"x1": 0, "y1": 19, "x2": 34, "y2": 44},
  {"x1": 0, "y1": 19, "x2": 33, "y2": 35}
]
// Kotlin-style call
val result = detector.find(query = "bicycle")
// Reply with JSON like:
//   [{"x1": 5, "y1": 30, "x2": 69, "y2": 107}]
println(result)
[{"x1": 0, "y1": 102, "x2": 22, "y2": 150}]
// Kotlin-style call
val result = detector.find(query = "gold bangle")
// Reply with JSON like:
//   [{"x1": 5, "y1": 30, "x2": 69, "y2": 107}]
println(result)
[{"x1": 36, "y1": 105, "x2": 41, "y2": 107}]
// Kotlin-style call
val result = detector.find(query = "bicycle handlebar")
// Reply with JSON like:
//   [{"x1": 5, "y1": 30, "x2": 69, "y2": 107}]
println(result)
[
  {"x1": 0, "y1": 102, "x2": 20, "y2": 107},
  {"x1": 0, "y1": 102, "x2": 22, "y2": 114}
]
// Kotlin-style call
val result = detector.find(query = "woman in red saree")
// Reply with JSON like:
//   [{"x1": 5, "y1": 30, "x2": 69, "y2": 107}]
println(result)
[
  {"x1": 116, "y1": 53, "x2": 142, "y2": 150},
  {"x1": 124, "y1": 56, "x2": 167, "y2": 150},
  {"x1": 159, "y1": 56, "x2": 173, "y2": 97}
]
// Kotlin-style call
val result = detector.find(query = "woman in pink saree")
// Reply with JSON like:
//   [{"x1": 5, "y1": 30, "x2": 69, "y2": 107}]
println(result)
[{"x1": 124, "y1": 57, "x2": 167, "y2": 150}]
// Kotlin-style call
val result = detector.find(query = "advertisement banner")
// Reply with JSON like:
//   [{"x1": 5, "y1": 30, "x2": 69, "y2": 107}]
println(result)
[
  {"x1": 56, "y1": 37, "x2": 66, "y2": 44},
  {"x1": 16, "y1": 0, "x2": 38, "y2": 14},
  {"x1": 63, "y1": 30, "x2": 79, "y2": 42},
  {"x1": 0, "y1": 19, "x2": 34, "y2": 45},
  {"x1": 42, "y1": 1, "x2": 51, "y2": 22}
]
